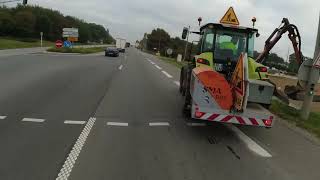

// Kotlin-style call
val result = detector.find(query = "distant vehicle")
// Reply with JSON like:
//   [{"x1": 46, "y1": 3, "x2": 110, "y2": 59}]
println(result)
[
  {"x1": 105, "y1": 47, "x2": 119, "y2": 57},
  {"x1": 125, "y1": 42, "x2": 130, "y2": 48},
  {"x1": 116, "y1": 38, "x2": 126, "y2": 53}
]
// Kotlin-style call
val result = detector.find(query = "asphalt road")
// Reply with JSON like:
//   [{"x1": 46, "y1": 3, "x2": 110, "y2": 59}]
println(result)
[
  {"x1": 0, "y1": 48, "x2": 319, "y2": 180},
  {"x1": 0, "y1": 47, "x2": 48, "y2": 57}
]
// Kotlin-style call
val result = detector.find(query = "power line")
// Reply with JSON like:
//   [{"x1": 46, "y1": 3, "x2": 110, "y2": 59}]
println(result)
[{"x1": 0, "y1": 0, "x2": 21, "y2": 4}]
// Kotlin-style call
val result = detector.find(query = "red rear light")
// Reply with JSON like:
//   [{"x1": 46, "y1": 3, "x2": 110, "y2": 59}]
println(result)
[
  {"x1": 256, "y1": 66, "x2": 268, "y2": 72},
  {"x1": 196, "y1": 58, "x2": 210, "y2": 65},
  {"x1": 195, "y1": 111, "x2": 205, "y2": 118},
  {"x1": 263, "y1": 119, "x2": 272, "y2": 126}
]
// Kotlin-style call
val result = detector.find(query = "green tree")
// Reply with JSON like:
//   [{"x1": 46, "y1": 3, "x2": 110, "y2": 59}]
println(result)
[
  {"x1": 0, "y1": 11, "x2": 15, "y2": 36},
  {"x1": 0, "y1": 5, "x2": 115, "y2": 43},
  {"x1": 35, "y1": 15, "x2": 51, "y2": 35},
  {"x1": 147, "y1": 28, "x2": 171, "y2": 55},
  {"x1": 254, "y1": 52, "x2": 288, "y2": 71},
  {"x1": 14, "y1": 10, "x2": 36, "y2": 37},
  {"x1": 288, "y1": 53, "x2": 300, "y2": 73}
]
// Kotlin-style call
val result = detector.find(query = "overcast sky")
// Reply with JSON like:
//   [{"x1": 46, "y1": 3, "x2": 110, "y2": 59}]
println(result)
[{"x1": 24, "y1": 0, "x2": 320, "y2": 59}]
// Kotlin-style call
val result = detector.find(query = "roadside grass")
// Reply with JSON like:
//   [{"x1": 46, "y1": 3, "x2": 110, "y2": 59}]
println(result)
[
  {"x1": 158, "y1": 56, "x2": 188, "y2": 68},
  {"x1": 270, "y1": 99, "x2": 320, "y2": 138},
  {"x1": 47, "y1": 47, "x2": 106, "y2": 54},
  {"x1": 0, "y1": 37, "x2": 54, "y2": 49}
]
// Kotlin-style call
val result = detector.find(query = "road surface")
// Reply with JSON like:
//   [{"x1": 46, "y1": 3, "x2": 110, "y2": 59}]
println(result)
[
  {"x1": 0, "y1": 47, "x2": 48, "y2": 57},
  {"x1": 0, "y1": 48, "x2": 319, "y2": 180}
]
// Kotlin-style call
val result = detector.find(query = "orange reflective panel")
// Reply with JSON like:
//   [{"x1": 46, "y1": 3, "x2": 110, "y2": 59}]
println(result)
[{"x1": 195, "y1": 67, "x2": 233, "y2": 110}]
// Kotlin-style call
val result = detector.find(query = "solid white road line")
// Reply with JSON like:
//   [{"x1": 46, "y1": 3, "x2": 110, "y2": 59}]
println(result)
[
  {"x1": 107, "y1": 122, "x2": 128, "y2": 126},
  {"x1": 22, "y1": 118, "x2": 45, "y2": 123},
  {"x1": 154, "y1": 65, "x2": 162, "y2": 70},
  {"x1": 56, "y1": 117, "x2": 96, "y2": 180},
  {"x1": 174, "y1": 81, "x2": 180, "y2": 86},
  {"x1": 0, "y1": 116, "x2": 7, "y2": 119},
  {"x1": 187, "y1": 122, "x2": 206, "y2": 127},
  {"x1": 225, "y1": 124, "x2": 272, "y2": 158},
  {"x1": 118, "y1": 65, "x2": 123, "y2": 70},
  {"x1": 149, "y1": 122, "x2": 170, "y2": 126},
  {"x1": 150, "y1": 61, "x2": 155, "y2": 65},
  {"x1": 161, "y1": 71, "x2": 173, "y2": 78},
  {"x1": 64, "y1": 120, "x2": 86, "y2": 125}
]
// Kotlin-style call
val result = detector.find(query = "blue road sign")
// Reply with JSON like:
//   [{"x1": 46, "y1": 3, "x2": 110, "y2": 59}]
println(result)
[{"x1": 63, "y1": 40, "x2": 72, "y2": 48}]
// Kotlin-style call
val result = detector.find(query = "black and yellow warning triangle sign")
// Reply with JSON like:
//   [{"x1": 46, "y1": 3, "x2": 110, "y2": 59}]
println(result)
[{"x1": 220, "y1": 7, "x2": 240, "y2": 25}]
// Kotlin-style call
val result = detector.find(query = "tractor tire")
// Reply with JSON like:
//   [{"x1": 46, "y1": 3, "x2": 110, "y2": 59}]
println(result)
[
  {"x1": 183, "y1": 91, "x2": 192, "y2": 117},
  {"x1": 182, "y1": 65, "x2": 193, "y2": 117},
  {"x1": 180, "y1": 66, "x2": 189, "y2": 96}
]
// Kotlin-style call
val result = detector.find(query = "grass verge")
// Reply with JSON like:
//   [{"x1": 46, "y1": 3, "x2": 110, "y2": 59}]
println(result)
[
  {"x1": 0, "y1": 37, "x2": 54, "y2": 49},
  {"x1": 270, "y1": 99, "x2": 320, "y2": 138},
  {"x1": 158, "y1": 56, "x2": 188, "y2": 68},
  {"x1": 47, "y1": 47, "x2": 106, "y2": 54}
]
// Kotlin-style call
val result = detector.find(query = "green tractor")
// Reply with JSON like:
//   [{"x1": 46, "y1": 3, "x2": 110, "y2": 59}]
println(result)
[{"x1": 180, "y1": 8, "x2": 277, "y2": 116}]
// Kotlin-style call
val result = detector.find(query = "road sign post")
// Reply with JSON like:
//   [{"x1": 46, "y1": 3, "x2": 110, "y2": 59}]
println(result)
[
  {"x1": 300, "y1": 14, "x2": 320, "y2": 120},
  {"x1": 63, "y1": 28, "x2": 79, "y2": 43},
  {"x1": 55, "y1": 40, "x2": 63, "y2": 48},
  {"x1": 220, "y1": 7, "x2": 240, "y2": 26},
  {"x1": 40, "y1": 32, "x2": 43, "y2": 47},
  {"x1": 63, "y1": 40, "x2": 72, "y2": 48}
]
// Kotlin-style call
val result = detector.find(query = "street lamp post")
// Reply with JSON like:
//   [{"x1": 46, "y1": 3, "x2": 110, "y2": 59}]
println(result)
[{"x1": 300, "y1": 14, "x2": 320, "y2": 120}]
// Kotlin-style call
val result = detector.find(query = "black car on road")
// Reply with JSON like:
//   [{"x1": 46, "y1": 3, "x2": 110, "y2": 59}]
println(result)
[{"x1": 105, "y1": 47, "x2": 119, "y2": 57}]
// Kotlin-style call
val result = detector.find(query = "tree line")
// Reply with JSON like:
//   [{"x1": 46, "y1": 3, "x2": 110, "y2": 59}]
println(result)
[
  {"x1": 0, "y1": 5, "x2": 114, "y2": 43},
  {"x1": 139, "y1": 28, "x2": 197, "y2": 59},
  {"x1": 140, "y1": 28, "x2": 310, "y2": 74}
]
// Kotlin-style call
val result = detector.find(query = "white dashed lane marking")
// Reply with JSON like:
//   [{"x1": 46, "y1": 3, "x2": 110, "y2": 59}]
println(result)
[
  {"x1": 150, "y1": 61, "x2": 155, "y2": 65},
  {"x1": 118, "y1": 65, "x2": 123, "y2": 70},
  {"x1": 174, "y1": 81, "x2": 180, "y2": 86},
  {"x1": 22, "y1": 118, "x2": 45, "y2": 123},
  {"x1": 56, "y1": 117, "x2": 96, "y2": 180},
  {"x1": 154, "y1": 65, "x2": 162, "y2": 70},
  {"x1": 225, "y1": 124, "x2": 272, "y2": 158},
  {"x1": 161, "y1": 71, "x2": 173, "y2": 78},
  {"x1": 149, "y1": 122, "x2": 170, "y2": 126},
  {"x1": 0, "y1": 116, "x2": 7, "y2": 119},
  {"x1": 64, "y1": 120, "x2": 86, "y2": 125},
  {"x1": 107, "y1": 122, "x2": 129, "y2": 126}
]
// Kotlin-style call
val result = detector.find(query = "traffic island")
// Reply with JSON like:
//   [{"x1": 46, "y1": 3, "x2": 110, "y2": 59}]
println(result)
[{"x1": 47, "y1": 47, "x2": 106, "y2": 54}]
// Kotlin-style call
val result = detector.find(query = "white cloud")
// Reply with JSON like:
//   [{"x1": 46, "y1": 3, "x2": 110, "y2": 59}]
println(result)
[{"x1": 28, "y1": 0, "x2": 320, "y2": 58}]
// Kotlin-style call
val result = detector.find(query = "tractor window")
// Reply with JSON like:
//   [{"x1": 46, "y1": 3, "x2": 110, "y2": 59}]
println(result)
[
  {"x1": 248, "y1": 33, "x2": 255, "y2": 57},
  {"x1": 214, "y1": 30, "x2": 247, "y2": 62},
  {"x1": 202, "y1": 29, "x2": 214, "y2": 52}
]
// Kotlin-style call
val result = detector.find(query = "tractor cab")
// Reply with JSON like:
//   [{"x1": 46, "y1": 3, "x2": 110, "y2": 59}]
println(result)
[{"x1": 195, "y1": 23, "x2": 259, "y2": 75}]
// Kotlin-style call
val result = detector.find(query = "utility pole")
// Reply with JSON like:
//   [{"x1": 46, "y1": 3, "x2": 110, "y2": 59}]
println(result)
[
  {"x1": 300, "y1": 14, "x2": 320, "y2": 120},
  {"x1": 183, "y1": 26, "x2": 190, "y2": 61}
]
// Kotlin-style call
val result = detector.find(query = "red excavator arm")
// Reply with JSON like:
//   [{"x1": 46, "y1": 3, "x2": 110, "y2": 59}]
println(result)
[
  {"x1": 256, "y1": 18, "x2": 303, "y2": 65},
  {"x1": 256, "y1": 18, "x2": 305, "y2": 103}
]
